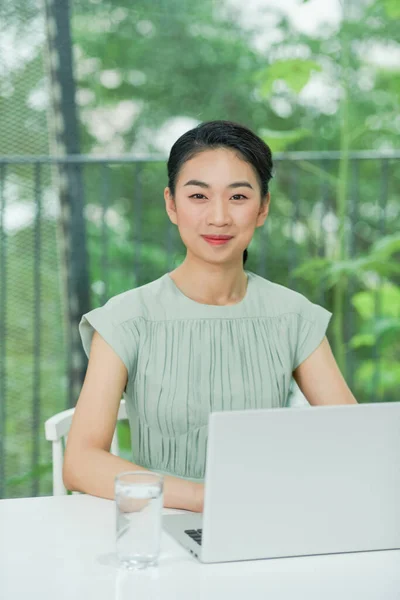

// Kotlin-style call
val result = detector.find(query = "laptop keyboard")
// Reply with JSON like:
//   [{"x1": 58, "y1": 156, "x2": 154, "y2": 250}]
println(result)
[{"x1": 185, "y1": 528, "x2": 202, "y2": 545}]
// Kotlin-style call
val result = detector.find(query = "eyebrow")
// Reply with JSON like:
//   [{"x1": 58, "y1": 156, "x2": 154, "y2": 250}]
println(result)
[{"x1": 183, "y1": 179, "x2": 254, "y2": 190}]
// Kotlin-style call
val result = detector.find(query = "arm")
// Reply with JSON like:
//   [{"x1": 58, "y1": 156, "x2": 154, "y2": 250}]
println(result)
[
  {"x1": 293, "y1": 336, "x2": 358, "y2": 406},
  {"x1": 63, "y1": 331, "x2": 204, "y2": 512}
]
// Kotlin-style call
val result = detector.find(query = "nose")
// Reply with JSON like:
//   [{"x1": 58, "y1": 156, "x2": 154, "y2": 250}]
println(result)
[{"x1": 207, "y1": 199, "x2": 232, "y2": 225}]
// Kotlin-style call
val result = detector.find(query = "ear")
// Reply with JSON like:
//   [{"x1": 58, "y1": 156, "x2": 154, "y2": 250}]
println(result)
[
  {"x1": 164, "y1": 187, "x2": 178, "y2": 225},
  {"x1": 256, "y1": 192, "x2": 270, "y2": 228}
]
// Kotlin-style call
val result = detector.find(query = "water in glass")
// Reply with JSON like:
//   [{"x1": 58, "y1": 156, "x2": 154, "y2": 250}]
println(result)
[{"x1": 116, "y1": 476, "x2": 163, "y2": 569}]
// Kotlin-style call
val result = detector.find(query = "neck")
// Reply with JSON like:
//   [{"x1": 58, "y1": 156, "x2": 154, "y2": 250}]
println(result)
[{"x1": 169, "y1": 259, "x2": 248, "y2": 306}]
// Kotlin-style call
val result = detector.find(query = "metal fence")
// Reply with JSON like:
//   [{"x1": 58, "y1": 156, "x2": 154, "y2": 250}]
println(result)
[{"x1": 0, "y1": 150, "x2": 399, "y2": 498}]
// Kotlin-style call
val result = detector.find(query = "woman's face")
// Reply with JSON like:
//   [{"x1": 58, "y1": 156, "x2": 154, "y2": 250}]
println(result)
[{"x1": 164, "y1": 147, "x2": 270, "y2": 266}]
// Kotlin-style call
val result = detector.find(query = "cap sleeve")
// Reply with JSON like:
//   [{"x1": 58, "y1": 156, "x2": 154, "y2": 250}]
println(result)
[
  {"x1": 79, "y1": 304, "x2": 139, "y2": 380},
  {"x1": 293, "y1": 299, "x2": 332, "y2": 370}
]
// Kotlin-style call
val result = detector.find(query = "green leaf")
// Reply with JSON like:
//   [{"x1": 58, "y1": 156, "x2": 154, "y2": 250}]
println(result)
[
  {"x1": 257, "y1": 59, "x2": 322, "y2": 97},
  {"x1": 297, "y1": 160, "x2": 338, "y2": 186},
  {"x1": 292, "y1": 258, "x2": 333, "y2": 284},
  {"x1": 259, "y1": 128, "x2": 311, "y2": 152},
  {"x1": 383, "y1": 0, "x2": 400, "y2": 18},
  {"x1": 349, "y1": 333, "x2": 375, "y2": 349},
  {"x1": 370, "y1": 234, "x2": 400, "y2": 260},
  {"x1": 356, "y1": 360, "x2": 400, "y2": 395},
  {"x1": 327, "y1": 254, "x2": 400, "y2": 280},
  {"x1": 349, "y1": 318, "x2": 400, "y2": 350},
  {"x1": 373, "y1": 316, "x2": 400, "y2": 337},
  {"x1": 378, "y1": 286, "x2": 400, "y2": 318},
  {"x1": 352, "y1": 284, "x2": 400, "y2": 320},
  {"x1": 352, "y1": 291, "x2": 375, "y2": 320}
]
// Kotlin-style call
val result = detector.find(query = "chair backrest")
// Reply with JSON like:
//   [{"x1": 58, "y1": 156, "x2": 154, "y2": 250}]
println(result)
[{"x1": 44, "y1": 399, "x2": 127, "y2": 496}]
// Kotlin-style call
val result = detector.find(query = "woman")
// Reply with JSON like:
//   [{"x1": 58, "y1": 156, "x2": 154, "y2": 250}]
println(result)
[{"x1": 63, "y1": 120, "x2": 357, "y2": 511}]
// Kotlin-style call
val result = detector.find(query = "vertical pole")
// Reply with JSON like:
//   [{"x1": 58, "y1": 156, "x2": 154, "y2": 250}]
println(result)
[
  {"x1": 0, "y1": 164, "x2": 7, "y2": 499},
  {"x1": 32, "y1": 162, "x2": 42, "y2": 496},
  {"x1": 372, "y1": 158, "x2": 389, "y2": 401},
  {"x1": 101, "y1": 164, "x2": 110, "y2": 305},
  {"x1": 288, "y1": 162, "x2": 299, "y2": 289},
  {"x1": 43, "y1": 0, "x2": 90, "y2": 407},
  {"x1": 333, "y1": 2, "x2": 351, "y2": 375},
  {"x1": 318, "y1": 159, "x2": 329, "y2": 305},
  {"x1": 133, "y1": 162, "x2": 143, "y2": 287},
  {"x1": 346, "y1": 159, "x2": 359, "y2": 393}
]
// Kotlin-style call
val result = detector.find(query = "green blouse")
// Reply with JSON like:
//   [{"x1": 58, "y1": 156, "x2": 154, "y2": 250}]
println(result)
[{"x1": 79, "y1": 270, "x2": 332, "y2": 482}]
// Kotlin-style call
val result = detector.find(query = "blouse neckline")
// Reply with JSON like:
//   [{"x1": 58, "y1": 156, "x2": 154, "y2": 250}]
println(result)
[{"x1": 164, "y1": 270, "x2": 254, "y2": 310}]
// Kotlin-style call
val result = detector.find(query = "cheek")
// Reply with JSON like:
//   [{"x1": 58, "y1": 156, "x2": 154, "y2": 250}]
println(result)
[
  {"x1": 176, "y1": 208, "x2": 198, "y2": 228},
  {"x1": 175, "y1": 212, "x2": 201, "y2": 241},
  {"x1": 176, "y1": 204, "x2": 203, "y2": 228},
  {"x1": 236, "y1": 207, "x2": 259, "y2": 226}
]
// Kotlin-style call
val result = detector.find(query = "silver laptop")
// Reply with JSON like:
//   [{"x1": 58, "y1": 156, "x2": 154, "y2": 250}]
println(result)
[{"x1": 163, "y1": 402, "x2": 400, "y2": 563}]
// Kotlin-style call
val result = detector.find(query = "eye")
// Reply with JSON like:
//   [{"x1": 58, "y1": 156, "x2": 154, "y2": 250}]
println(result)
[{"x1": 189, "y1": 193, "x2": 248, "y2": 200}]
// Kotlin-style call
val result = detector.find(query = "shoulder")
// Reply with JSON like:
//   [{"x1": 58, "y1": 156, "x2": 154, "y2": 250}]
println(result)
[
  {"x1": 79, "y1": 276, "x2": 166, "y2": 363},
  {"x1": 249, "y1": 272, "x2": 315, "y2": 318},
  {"x1": 98, "y1": 275, "x2": 166, "y2": 325},
  {"x1": 249, "y1": 273, "x2": 332, "y2": 367}
]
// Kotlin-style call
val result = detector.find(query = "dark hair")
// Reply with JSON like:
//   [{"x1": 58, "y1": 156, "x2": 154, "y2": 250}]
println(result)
[{"x1": 167, "y1": 120, "x2": 273, "y2": 266}]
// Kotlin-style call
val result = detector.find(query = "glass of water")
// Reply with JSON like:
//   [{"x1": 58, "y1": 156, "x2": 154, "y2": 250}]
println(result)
[{"x1": 115, "y1": 471, "x2": 164, "y2": 569}]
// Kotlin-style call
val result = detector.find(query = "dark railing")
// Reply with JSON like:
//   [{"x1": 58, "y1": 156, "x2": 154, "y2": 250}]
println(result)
[{"x1": 0, "y1": 150, "x2": 399, "y2": 498}]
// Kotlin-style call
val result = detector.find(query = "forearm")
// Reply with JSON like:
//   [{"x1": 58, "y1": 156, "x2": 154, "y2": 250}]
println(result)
[{"x1": 63, "y1": 447, "x2": 203, "y2": 512}]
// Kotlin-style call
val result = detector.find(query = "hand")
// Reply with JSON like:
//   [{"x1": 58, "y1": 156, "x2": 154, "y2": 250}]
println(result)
[{"x1": 117, "y1": 496, "x2": 150, "y2": 513}]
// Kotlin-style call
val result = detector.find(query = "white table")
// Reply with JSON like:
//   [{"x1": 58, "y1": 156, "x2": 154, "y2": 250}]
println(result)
[{"x1": 1, "y1": 495, "x2": 399, "y2": 600}]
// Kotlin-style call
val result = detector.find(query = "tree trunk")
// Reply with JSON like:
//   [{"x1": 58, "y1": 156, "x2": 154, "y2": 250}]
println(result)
[{"x1": 43, "y1": 0, "x2": 90, "y2": 407}]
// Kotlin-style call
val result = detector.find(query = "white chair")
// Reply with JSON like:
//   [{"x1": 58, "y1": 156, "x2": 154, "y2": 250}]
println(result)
[
  {"x1": 287, "y1": 379, "x2": 310, "y2": 408},
  {"x1": 44, "y1": 399, "x2": 127, "y2": 496}
]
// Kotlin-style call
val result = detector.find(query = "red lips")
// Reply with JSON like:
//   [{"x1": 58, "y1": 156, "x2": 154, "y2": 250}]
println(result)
[
  {"x1": 202, "y1": 235, "x2": 233, "y2": 246},
  {"x1": 201, "y1": 235, "x2": 233, "y2": 240}
]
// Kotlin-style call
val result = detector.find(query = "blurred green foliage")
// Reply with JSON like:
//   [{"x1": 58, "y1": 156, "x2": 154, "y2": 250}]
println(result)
[
  {"x1": 1, "y1": 0, "x2": 399, "y2": 498},
  {"x1": 294, "y1": 233, "x2": 400, "y2": 402}
]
